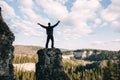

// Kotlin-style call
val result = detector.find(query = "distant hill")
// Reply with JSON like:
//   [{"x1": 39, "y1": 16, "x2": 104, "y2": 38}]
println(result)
[
  {"x1": 14, "y1": 45, "x2": 120, "y2": 60},
  {"x1": 74, "y1": 49, "x2": 120, "y2": 61},
  {"x1": 14, "y1": 45, "x2": 43, "y2": 55},
  {"x1": 14, "y1": 45, "x2": 69, "y2": 55}
]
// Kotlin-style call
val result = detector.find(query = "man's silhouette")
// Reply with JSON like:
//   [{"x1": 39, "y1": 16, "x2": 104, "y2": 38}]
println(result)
[
  {"x1": 0, "y1": 7, "x2": 1, "y2": 16},
  {"x1": 37, "y1": 21, "x2": 60, "y2": 48}
]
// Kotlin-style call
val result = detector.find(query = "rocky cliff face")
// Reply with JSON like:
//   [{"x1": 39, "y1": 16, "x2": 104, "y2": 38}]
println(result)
[
  {"x1": 36, "y1": 48, "x2": 69, "y2": 80},
  {"x1": 0, "y1": 7, "x2": 15, "y2": 80}
]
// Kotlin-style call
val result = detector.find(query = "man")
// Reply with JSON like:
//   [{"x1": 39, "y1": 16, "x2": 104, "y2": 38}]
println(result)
[{"x1": 37, "y1": 21, "x2": 60, "y2": 48}]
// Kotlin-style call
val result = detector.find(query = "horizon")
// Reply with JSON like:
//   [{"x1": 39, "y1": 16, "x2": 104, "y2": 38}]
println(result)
[
  {"x1": 13, "y1": 44, "x2": 119, "y2": 51},
  {"x1": 0, "y1": 0, "x2": 120, "y2": 51}
]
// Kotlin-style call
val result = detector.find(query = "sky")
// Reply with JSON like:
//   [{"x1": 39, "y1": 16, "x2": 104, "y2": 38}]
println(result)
[{"x1": 0, "y1": 0, "x2": 120, "y2": 50}]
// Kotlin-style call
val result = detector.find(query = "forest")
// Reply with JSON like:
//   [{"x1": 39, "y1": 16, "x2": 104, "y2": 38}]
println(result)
[{"x1": 13, "y1": 49, "x2": 120, "y2": 80}]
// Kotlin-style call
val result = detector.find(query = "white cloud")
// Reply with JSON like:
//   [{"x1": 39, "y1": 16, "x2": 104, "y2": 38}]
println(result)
[
  {"x1": 1, "y1": 0, "x2": 103, "y2": 40},
  {"x1": 36, "y1": 0, "x2": 68, "y2": 20},
  {"x1": 92, "y1": 41, "x2": 104, "y2": 45},
  {"x1": 0, "y1": 0, "x2": 20, "y2": 33},
  {"x1": 93, "y1": 39, "x2": 120, "y2": 45},
  {"x1": 1, "y1": 0, "x2": 119, "y2": 42},
  {"x1": 101, "y1": 0, "x2": 120, "y2": 28},
  {"x1": 92, "y1": 39, "x2": 120, "y2": 50},
  {"x1": 112, "y1": 39, "x2": 120, "y2": 43},
  {"x1": 112, "y1": 20, "x2": 120, "y2": 27},
  {"x1": 101, "y1": 9, "x2": 119, "y2": 22},
  {"x1": 19, "y1": 0, "x2": 48, "y2": 23},
  {"x1": 0, "y1": 0, "x2": 18, "y2": 19},
  {"x1": 0, "y1": 0, "x2": 48, "y2": 37},
  {"x1": 19, "y1": 0, "x2": 34, "y2": 8},
  {"x1": 35, "y1": 0, "x2": 103, "y2": 40},
  {"x1": 17, "y1": 0, "x2": 49, "y2": 37},
  {"x1": 62, "y1": 0, "x2": 102, "y2": 40},
  {"x1": 53, "y1": 0, "x2": 68, "y2": 4},
  {"x1": 5, "y1": 0, "x2": 15, "y2": 2},
  {"x1": 95, "y1": 18, "x2": 102, "y2": 25}
]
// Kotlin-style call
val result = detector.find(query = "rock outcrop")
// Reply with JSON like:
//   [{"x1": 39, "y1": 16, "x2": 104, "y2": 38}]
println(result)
[
  {"x1": 0, "y1": 7, "x2": 15, "y2": 80},
  {"x1": 36, "y1": 48, "x2": 69, "y2": 80}
]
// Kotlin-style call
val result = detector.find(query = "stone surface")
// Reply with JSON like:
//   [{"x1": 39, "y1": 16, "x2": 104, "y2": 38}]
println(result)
[
  {"x1": 0, "y1": 7, "x2": 15, "y2": 80},
  {"x1": 36, "y1": 48, "x2": 69, "y2": 80}
]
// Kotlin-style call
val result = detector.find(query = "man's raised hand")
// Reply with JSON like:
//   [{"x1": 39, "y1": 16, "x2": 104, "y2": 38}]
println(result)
[{"x1": 37, "y1": 23, "x2": 40, "y2": 25}]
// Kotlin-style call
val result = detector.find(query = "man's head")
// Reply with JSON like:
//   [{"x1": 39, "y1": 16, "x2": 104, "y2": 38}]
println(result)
[{"x1": 48, "y1": 22, "x2": 51, "y2": 26}]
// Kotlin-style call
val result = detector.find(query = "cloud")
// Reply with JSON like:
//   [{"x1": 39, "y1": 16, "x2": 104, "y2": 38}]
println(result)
[
  {"x1": 19, "y1": 0, "x2": 48, "y2": 22},
  {"x1": 54, "y1": 0, "x2": 68, "y2": 4},
  {"x1": 17, "y1": 0, "x2": 49, "y2": 37},
  {"x1": 0, "y1": 0, "x2": 48, "y2": 37},
  {"x1": 101, "y1": 0, "x2": 120, "y2": 29},
  {"x1": 112, "y1": 39, "x2": 120, "y2": 43},
  {"x1": 0, "y1": 0, "x2": 20, "y2": 33},
  {"x1": 36, "y1": 0, "x2": 68, "y2": 20},
  {"x1": 92, "y1": 39, "x2": 120, "y2": 50},
  {"x1": 0, "y1": 0, "x2": 18, "y2": 19},
  {"x1": 1, "y1": 0, "x2": 119, "y2": 42},
  {"x1": 19, "y1": 0, "x2": 34, "y2": 8},
  {"x1": 5, "y1": 0, "x2": 14, "y2": 2},
  {"x1": 20, "y1": 0, "x2": 102, "y2": 40},
  {"x1": 92, "y1": 39, "x2": 120, "y2": 45},
  {"x1": 92, "y1": 41, "x2": 104, "y2": 45},
  {"x1": 0, "y1": 0, "x2": 102, "y2": 40},
  {"x1": 62, "y1": 0, "x2": 102, "y2": 40}
]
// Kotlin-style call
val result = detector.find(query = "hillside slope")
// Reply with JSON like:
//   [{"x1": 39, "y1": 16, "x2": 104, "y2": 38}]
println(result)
[
  {"x1": 14, "y1": 45, "x2": 70, "y2": 55},
  {"x1": 14, "y1": 45, "x2": 43, "y2": 55}
]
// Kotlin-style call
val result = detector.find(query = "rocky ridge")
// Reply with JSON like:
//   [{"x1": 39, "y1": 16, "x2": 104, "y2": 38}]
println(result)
[{"x1": 0, "y1": 7, "x2": 15, "y2": 80}]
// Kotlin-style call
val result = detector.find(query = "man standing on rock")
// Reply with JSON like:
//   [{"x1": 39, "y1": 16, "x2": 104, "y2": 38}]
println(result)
[{"x1": 37, "y1": 21, "x2": 60, "y2": 48}]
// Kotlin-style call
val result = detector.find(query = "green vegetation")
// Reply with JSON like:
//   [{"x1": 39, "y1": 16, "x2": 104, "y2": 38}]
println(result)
[
  {"x1": 13, "y1": 54, "x2": 120, "y2": 80},
  {"x1": 84, "y1": 50, "x2": 120, "y2": 61},
  {"x1": 62, "y1": 51, "x2": 73, "y2": 55},
  {"x1": 74, "y1": 49, "x2": 120, "y2": 61},
  {"x1": 14, "y1": 68, "x2": 35, "y2": 80},
  {"x1": 63, "y1": 60, "x2": 120, "y2": 80},
  {"x1": 13, "y1": 54, "x2": 38, "y2": 64},
  {"x1": 13, "y1": 49, "x2": 120, "y2": 80}
]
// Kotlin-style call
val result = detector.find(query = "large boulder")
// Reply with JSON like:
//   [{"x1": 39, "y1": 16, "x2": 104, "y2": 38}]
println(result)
[{"x1": 36, "y1": 48, "x2": 69, "y2": 80}]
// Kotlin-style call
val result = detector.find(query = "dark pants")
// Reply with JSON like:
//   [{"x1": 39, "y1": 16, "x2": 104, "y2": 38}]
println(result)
[{"x1": 46, "y1": 35, "x2": 54, "y2": 48}]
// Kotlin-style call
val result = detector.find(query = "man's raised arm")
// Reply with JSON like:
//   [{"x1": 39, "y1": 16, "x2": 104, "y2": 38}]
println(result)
[
  {"x1": 52, "y1": 21, "x2": 60, "y2": 28},
  {"x1": 37, "y1": 23, "x2": 46, "y2": 28}
]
